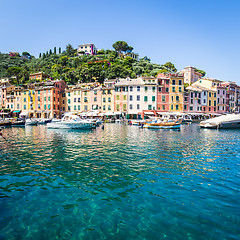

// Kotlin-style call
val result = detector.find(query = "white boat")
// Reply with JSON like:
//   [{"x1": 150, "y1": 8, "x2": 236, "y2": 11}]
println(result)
[
  {"x1": 199, "y1": 114, "x2": 240, "y2": 129},
  {"x1": 47, "y1": 114, "x2": 96, "y2": 129},
  {"x1": 26, "y1": 119, "x2": 38, "y2": 125}
]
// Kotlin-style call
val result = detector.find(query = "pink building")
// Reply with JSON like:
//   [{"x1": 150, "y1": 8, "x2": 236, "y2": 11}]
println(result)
[{"x1": 156, "y1": 73, "x2": 170, "y2": 112}]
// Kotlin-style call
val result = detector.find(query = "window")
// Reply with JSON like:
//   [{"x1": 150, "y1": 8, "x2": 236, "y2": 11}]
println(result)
[
  {"x1": 74, "y1": 98, "x2": 76, "y2": 102},
  {"x1": 158, "y1": 87, "x2": 161, "y2": 92},
  {"x1": 24, "y1": 98, "x2": 26, "y2": 102},
  {"x1": 176, "y1": 105, "x2": 179, "y2": 110},
  {"x1": 162, "y1": 105, "x2": 165, "y2": 110},
  {"x1": 103, "y1": 97, "x2": 106, "y2": 102},
  {"x1": 116, "y1": 104, "x2": 120, "y2": 110},
  {"x1": 84, "y1": 97, "x2": 88, "y2": 102},
  {"x1": 38, "y1": 90, "x2": 40, "y2": 94},
  {"x1": 108, "y1": 105, "x2": 111, "y2": 110},
  {"x1": 68, "y1": 99, "x2": 70, "y2": 104},
  {"x1": 78, "y1": 105, "x2": 80, "y2": 110},
  {"x1": 137, "y1": 104, "x2": 140, "y2": 110},
  {"x1": 74, "y1": 105, "x2": 76, "y2": 110},
  {"x1": 108, "y1": 90, "x2": 111, "y2": 94},
  {"x1": 84, "y1": 92, "x2": 87, "y2": 96},
  {"x1": 144, "y1": 96, "x2": 148, "y2": 102},
  {"x1": 172, "y1": 79, "x2": 175, "y2": 85},
  {"x1": 137, "y1": 86, "x2": 140, "y2": 91},
  {"x1": 204, "y1": 99, "x2": 206, "y2": 104},
  {"x1": 44, "y1": 97, "x2": 46, "y2": 101},
  {"x1": 179, "y1": 87, "x2": 182, "y2": 92},
  {"x1": 48, "y1": 104, "x2": 50, "y2": 110},
  {"x1": 218, "y1": 90, "x2": 220, "y2": 94},
  {"x1": 24, "y1": 105, "x2": 26, "y2": 110},
  {"x1": 68, "y1": 92, "x2": 70, "y2": 96},
  {"x1": 214, "y1": 101, "x2": 216, "y2": 106},
  {"x1": 190, "y1": 106, "x2": 193, "y2": 111},
  {"x1": 204, "y1": 91, "x2": 206, "y2": 96},
  {"x1": 172, "y1": 87, "x2": 175, "y2": 92},
  {"x1": 214, "y1": 93, "x2": 216, "y2": 97},
  {"x1": 217, "y1": 98, "x2": 219, "y2": 104},
  {"x1": 176, "y1": 96, "x2": 179, "y2": 101},
  {"x1": 108, "y1": 97, "x2": 111, "y2": 102},
  {"x1": 179, "y1": 80, "x2": 182, "y2": 85},
  {"x1": 184, "y1": 97, "x2": 188, "y2": 102},
  {"x1": 166, "y1": 87, "x2": 169, "y2": 93},
  {"x1": 152, "y1": 96, "x2": 155, "y2": 102},
  {"x1": 191, "y1": 99, "x2": 193, "y2": 104},
  {"x1": 209, "y1": 100, "x2": 211, "y2": 106},
  {"x1": 148, "y1": 105, "x2": 152, "y2": 110},
  {"x1": 223, "y1": 99, "x2": 225, "y2": 104},
  {"x1": 145, "y1": 86, "x2": 148, "y2": 91},
  {"x1": 123, "y1": 95, "x2": 127, "y2": 100},
  {"x1": 184, "y1": 105, "x2": 187, "y2": 110},
  {"x1": 130, "y1": 95, "x2": 133, "y2": 101},
  {"x1": 137, "y1": 95, "x2": 140, "y2": 101},
  {"x1": 68, "y1": 106, "x2": 70, "y2": 111},
  {"x1": 85, "y1": 105, "x2": 88, "y2": 111},
  {"x1": 171, "y1": 105, "x2": 173, "y2": 110},
  {"x1": 94, "y1": 97, "x2": 97, "y2": 102},
  {"x1": 130, "y1": 86, "x2": 133, "y2": 91},
  {"x1": 162, "y1": 95, "x2": 166, "y2": 102},
  {"x1": 116, "y1": 95, "x2": 119, "y2": 100},
  {"x1": 209, "y1": 92, "x2": 211, "y2": 97},
  {"x1": 78, "y1": 98, "x2": 80, "y2": 102},
  {"x1": 223, "y1": 90, "x2": 225, "y2": 95},
  {"x1": 17, "y1": 104, "x2": 20, "y2": 109},
  {"x1": 130, "y1": 104, "x2": 132, "y2": 110},
  {"x1": 123, "y1": 104, "x2": 127, "y2": 110},
  {"x1": 152, "y1": 87, "x2": 156, "y2": 92}
]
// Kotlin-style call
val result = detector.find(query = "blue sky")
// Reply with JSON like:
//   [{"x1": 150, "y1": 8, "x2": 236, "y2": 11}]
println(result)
[{"x1": 1, "y1": 0, "x2": 240, "y2": 83}]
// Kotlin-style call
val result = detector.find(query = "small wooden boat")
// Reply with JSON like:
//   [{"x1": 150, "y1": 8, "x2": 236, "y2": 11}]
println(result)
[
  {"x1": 11, "y1": 119, "x2": 26, "y2": 126},
  {"x1": 143, "y1": 119, "x2": 182, "y2": 129},
  {"x1": 0, "y1": 120, "x2": 12, "y2": 127}
]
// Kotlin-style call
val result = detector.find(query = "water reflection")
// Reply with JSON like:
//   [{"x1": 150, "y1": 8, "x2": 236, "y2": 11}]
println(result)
[{"x1": 0, "y1": 124, "x2": 240, "y2": 239}]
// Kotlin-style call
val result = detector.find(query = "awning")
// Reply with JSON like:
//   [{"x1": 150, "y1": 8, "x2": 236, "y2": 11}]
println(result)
[
  {"x1": 20, "y1": 111, "x2": 28, "y2": 116},
  {"x1": 105, "y1": 111, "x2": 114, "y2": 115},
  {"x1": 114, "y1": 111, "x2": 122, "y2": 115},
  {"x1": 144, "y1": 111, "x2": 155, "y2": 115},
  {"x1": 13, "y1": 110, "x2": 21, "y2": 113},
  {"x1": 98, "y1": 113, "x2": 105, "y2": 116},
  {"x1": 128, "y1": 112, "x2": 139, "y2": 115}
]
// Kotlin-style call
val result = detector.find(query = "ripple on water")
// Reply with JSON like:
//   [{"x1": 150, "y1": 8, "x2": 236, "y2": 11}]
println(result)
[{"x1": 0, "y1": 124, "x2": 240, "y2": 239}]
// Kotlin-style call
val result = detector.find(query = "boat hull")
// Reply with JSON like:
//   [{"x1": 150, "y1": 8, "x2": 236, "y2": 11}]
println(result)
[
  {"x1": 47, "y1": 122, "x2": 95, "y2": 129},
  {"x1": 143, "y1": 123, "x2": 181, "y2": 129},
  {"x1": 200, "y1": 120, "x2": 240, "y2": 129}
]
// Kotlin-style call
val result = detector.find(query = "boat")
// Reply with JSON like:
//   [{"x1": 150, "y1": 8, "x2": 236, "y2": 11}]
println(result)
[
  {"x1": 26, "y1": 119, "x2": 38, "y2": 125},
  {"x1": 37, "y1": 118, "x2": 51, "y2": 124},
  {"x1": 47, "y1": 114, "x2": 96, "y2": 129},
  {"x1": 11, "y1": 118, "x2": 25, "y2": 126},
  {"x1": 0, "y1": 120, "x2": 12, "y2": 127},
  {"x1": 143, "y1": 119, "x2": 182, "y2": 129},
  {"x1": 199, "y1": 114, "x2": 240, "y2": 129}
]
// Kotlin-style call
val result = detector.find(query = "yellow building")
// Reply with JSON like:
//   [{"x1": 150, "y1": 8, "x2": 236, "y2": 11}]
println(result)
[
  {"x1": 207, "y1": 90, "x2": 217, "y2": 112},
  {"x1": 65, "y1": 86, "x2": 82, "y2": 112},
  {"x1": 169, "y1": 74, "x2": 184, "y2": 112},
  {"x1": 101, "y1": 80, "x2": 115, "y2": 113},
  {"x1": 21, "y1": 88, "x2": 36, "y2": 118}
]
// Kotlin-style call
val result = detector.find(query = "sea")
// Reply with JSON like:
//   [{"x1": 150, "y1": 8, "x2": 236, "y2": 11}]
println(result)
[{"x1": 0, "y1": 124, "x2": 239, "y2": 240}]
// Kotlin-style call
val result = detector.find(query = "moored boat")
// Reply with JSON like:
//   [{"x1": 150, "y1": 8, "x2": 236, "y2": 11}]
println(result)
[
  {"x1": 47, "y1": 114, "x2": 96, "y2": 129},
  {"x1": 0, "y1": 120, "x2": 12, "y2": 127},
  {"x1": 11, "y1": 118, "x2": 26, "y2": 126},
  {"x1": 199, "y1": 114, "x2": 240, "y2": 129},
  {"x1": 143, "y1": 119, "x2": 182, "y2": 129},
  {"x1": 26, "y1": 119, "x2": 38, "y2": 125}
]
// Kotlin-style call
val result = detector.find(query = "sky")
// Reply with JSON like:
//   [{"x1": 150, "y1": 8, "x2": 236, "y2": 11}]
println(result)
[{"x1": 1, "y1": 0, "x2": 240, "y2": 83}]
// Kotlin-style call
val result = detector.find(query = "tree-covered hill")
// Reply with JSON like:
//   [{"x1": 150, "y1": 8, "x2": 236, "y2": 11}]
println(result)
[{"x1": 0, "y1": 42, "x2": 205, "y2": 85}]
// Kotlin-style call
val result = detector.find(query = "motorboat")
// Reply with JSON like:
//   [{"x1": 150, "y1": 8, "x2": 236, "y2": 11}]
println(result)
[
  {"x1": 26, "y1": 119, "x2": 38, "y2": 125},
  {"x1": 37, "y1": 118, "x2": 52, "y2": 124},
  {"x1": 47, "y1": 114, "x2": 96, "y2": 129},
  {"x1": 143, "y1": 119, "x2": 182, "y2": 129},
  {"x1": 199, "y1": 114, "x2": 240, "y2": 129},
  {"x1": 11, "y1": 118, "x2": 25, "y2": 126}
]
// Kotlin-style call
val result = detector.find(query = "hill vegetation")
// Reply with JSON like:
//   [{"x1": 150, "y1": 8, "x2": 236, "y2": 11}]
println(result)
[{"x1": 0, "y1": 41, "x2": 206, "y2": 85}]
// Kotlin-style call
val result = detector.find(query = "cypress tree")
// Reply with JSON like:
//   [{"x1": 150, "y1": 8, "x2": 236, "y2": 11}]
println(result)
[
  {"x1": 46, "y1": 51, "x2": 49, "y2": 55},
  {"x1": 39, "y1": 53, "x2": 41, "y2": 58},
  {"x1": 59, "y1": 47, "x2": 61, "y2": 54},
  {"x1": 42, "y1": 53, "x2": 46, "y2": 58},
  {"x1": 50, "y1": 49, "x2": 52, "y2": 54},
  {"x1": 54, "y1": 47, "x2": 56, "y2": 54}
]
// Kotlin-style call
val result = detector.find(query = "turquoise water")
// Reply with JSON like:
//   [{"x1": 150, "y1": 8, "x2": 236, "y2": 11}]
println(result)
[{"x1": 0, "y1": 124, "x2": 239, "y2": 240}]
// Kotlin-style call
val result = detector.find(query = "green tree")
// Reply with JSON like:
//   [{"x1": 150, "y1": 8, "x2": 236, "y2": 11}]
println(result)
[
  {"x1": 60, "y1": 56, "x2": 68, "y2": 66},
  {"x1": 141, "y1": 56, "x2": 151, "y2": 62},
  {"x1": 42, "y1": 53, "x2": 46, "y2": 59},
  {"x1": 22, "y1": 52, "x2": 31, "y2": 59},
  {"x1": 66, "y1": 44, "x2": 75, "y2": 56},
  {"x1": 59, "y1": 47, "x2": 61, "y2": 54},
  {"x1": 195, "y1": 68, "x2": 206, "y2": 77},
  {"x1": 112, "y1": 41, "x2": 133, "y2": 56},
  {"x1": 46, "y1": 51, "x2": 49, "y2": 56},
  {"x1": 6, "y1": 67, "x2": 23, "y2": 85},
  {"x1": 54, "y1": 47, "x2": 56, "y2": 54},
  {"x1": 159, "y1": 62, "x2": 177, "y2": 74},
  {"x1": 39, "y1": 53, "x2": 41, "y2": 58},
  {"x1": 49, "y1": 49, "x2": 52, "y2": 54}
]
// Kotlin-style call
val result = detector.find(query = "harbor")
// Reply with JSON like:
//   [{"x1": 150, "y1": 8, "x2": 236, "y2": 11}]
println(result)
[{"x1": 0, "y1": 123, "x2": 240, "y2": 239}]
